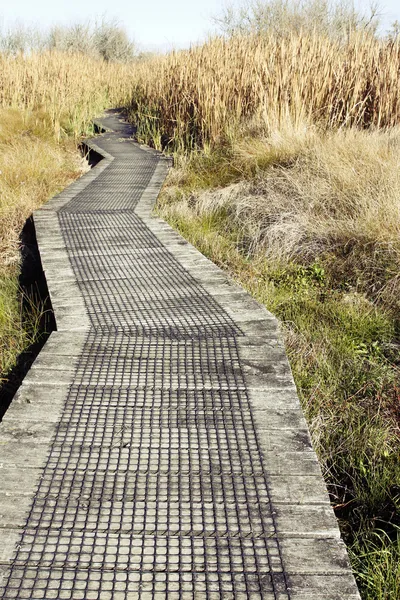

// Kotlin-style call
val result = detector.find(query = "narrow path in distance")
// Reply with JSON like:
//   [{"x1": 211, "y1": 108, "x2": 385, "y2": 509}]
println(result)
[{"x1": 0, "y1": 111, "x2": 360, "y2": 599}]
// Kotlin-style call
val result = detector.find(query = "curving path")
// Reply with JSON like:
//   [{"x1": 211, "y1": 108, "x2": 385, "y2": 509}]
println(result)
[{"x1": 0, "y1": 111, "x2": 360, "y2": 599}]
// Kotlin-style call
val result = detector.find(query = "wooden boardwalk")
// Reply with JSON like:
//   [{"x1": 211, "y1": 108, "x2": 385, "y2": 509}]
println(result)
[{"x1": 0, "y1": 111, "x2": 360, "y2": 599}]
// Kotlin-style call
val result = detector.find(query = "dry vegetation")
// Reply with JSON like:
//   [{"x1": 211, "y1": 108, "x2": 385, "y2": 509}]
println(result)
[
  {"x1": 0, "y1": 49, "x2": 134, "y2": 381},
  {"x1": 166, "y1": 124, "x2": 400, "y2": 310},
  {"x1": 128, "y1": 31, "x2": 400, "y2": 150},
  {"x1": 0, "y1": 109, "x2": 85, "y2": 379},
  {"x1": 0, "y1": 51, "x2": 133, "y2": 138},
  {"x1": 126, "y1": 5, "x2": 400, "y2": 597}
]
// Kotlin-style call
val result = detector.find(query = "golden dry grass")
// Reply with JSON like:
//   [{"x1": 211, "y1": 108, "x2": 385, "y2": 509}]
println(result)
[
  {"x1": 162, "y1": 122, "x2": 400, "y2": 309},
  {"x1": 0, "y1": 51, "x2": 134, "y2": 139},
  {"x1": 0, "y1": 110, "x2": 86, "y2": 272},
  {"x1": 0, "y1": 51, "x2": 134, "y2": 380},
  {"x1": 128, "y1": 32, "x2": 400, "y2": 150},
  {"x1": 0, "y1": 108, "x2": 86, "y2": 378}
]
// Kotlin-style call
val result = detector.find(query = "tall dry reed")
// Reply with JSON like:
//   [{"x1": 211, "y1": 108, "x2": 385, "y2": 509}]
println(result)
[
  {"x1": 128, "y1": 32, "x2": 400, "y2": 150},
  {"x1": 0, "y1": 51, "x2": 134, "y2": 381},
  {"x1": 0, "y1": 51, "x2": 134, "y2": 138}
]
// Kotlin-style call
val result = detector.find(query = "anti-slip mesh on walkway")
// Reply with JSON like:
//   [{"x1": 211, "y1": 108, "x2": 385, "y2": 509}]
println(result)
[{"x1": 0, "y1": 111, "x2": 361, "y2": 599}]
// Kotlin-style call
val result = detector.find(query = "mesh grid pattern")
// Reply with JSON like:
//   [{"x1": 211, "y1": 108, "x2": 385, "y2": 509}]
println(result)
[
  {"x1": 5, "y1": 562, "x2": 285, "y2": 600},
  {"x1": 62, "y1": 161, "x2": 158, "y2": 212},
  {"x1": 58, "y1": 211, "x2": 241, "y2": 336},
  {"x1": 60, "y1": 212, "x2": 162, "y2": 247},
  {"x1": 2, "y1": 114, "x2": 290, "y2": 599},
  {"x1": 72, "y1": 334, "x2": 245, "y2": 389}
]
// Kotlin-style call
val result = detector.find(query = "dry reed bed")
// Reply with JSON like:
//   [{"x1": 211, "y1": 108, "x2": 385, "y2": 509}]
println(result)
[
  {"x1": 0, "y1": 51, "x2": 134, "y2": 381},
  {"x1": 0, "y1": 51, "x2": 135, "y2": 272},
  {"x1": 0, "y1": 52, "x2": 134, "y2": 137},
  {"x1": 129, "y1": 33, "x2": 400, "y2": 148}
]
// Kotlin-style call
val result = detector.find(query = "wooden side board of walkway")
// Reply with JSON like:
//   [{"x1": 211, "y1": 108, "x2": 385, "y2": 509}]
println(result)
[{"x1": 0, "y1": 111, "x2": 361, "y2": 599}]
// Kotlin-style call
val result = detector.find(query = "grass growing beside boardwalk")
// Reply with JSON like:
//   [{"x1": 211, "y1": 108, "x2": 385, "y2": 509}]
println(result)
[
  {"x1": 124, "y1": 17, "x2": 400, "y2": 594},
  {"x1": 0, "y1": 51, "x2": 134, "y2": 137},
  {"x1": 0, "y1": 49, "x2": 135, "y2": 385},
  {"x1": 0, "y1": 108, "x2": 86, "y2": 380},
  {"x1": 156, "y1": 131, "x2": 400, "y2": 598},
  {"x1": 127, "y1": 31, "x2": 400, "y2": 151}
]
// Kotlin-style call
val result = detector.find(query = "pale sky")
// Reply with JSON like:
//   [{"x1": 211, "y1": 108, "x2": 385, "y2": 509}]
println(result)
[{"x1": 0, "y1": 0, "x2": 399, "y2": 51}]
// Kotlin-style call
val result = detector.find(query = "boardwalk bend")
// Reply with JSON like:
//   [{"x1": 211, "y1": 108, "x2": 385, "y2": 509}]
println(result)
[{"x1": 0, "y1": 111, "x2": 360, "y2": 599}]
